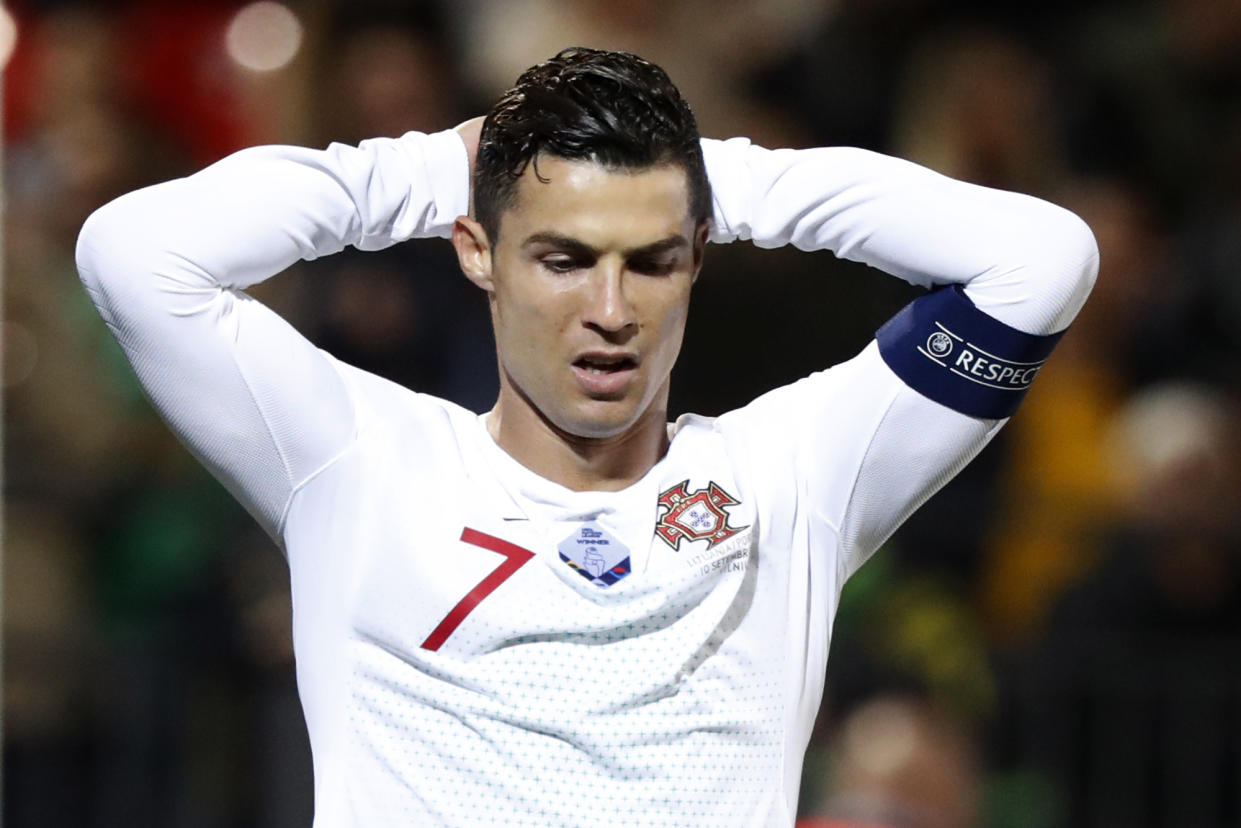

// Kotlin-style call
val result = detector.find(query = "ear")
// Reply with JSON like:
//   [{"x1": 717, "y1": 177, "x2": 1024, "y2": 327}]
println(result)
[
  {"x1": 452, "y1": 216, "x2": 494, "y2": 292},
  {"x1": 690, "y1": 220, "x2": 709, "y2": 283}
]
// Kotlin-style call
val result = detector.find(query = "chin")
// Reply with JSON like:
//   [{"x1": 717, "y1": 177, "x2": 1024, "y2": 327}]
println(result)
[
  {"x1": 555, "y1": 399, "x2": 645, "y2": 441},
  {"x1": 558, "y1": 413, "x2": 636, "y2": 441}
]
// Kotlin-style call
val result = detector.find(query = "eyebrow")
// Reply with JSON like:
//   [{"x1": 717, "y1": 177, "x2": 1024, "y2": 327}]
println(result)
[{"x1": 520, "y1": 232, "x2": 690, "y2": 258}]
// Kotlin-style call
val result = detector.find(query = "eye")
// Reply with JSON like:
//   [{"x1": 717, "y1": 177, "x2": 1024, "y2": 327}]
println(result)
[
  {"x1": 541, "y1": 256, "x2": 584, "y2": 274},
  {"x1": 629, "y1": 257, "x2": 677, "y2": 276}
]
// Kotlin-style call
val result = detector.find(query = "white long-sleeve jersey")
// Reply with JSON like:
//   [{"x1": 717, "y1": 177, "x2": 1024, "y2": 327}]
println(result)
[{"x1": 76, "y1": 129, "x2": 1097, "y2": 826}]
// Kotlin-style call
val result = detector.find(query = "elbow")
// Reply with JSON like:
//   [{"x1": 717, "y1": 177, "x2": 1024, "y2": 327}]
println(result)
[
  {"x1": 1012, "y1": 202, "x2": 1099, "y2": 332},
  {"x1": 967, "y1": 197, "x2": 1101, "y2": 334},
  {"x1": 74, "y1": 186, "x2": 198, "y2": 316},
  {"x1": 1059, "y1": 206, "x2": 1101, "y2": 298},
  {"x1": 75, "y1": 193, "x2": 142, "y2": 291},
  {"x1": 75, "y1": 198, "x2": 141, "y2": 320},
  {"x1": 75, "y1": 203, "x2": 110, "y2": 286},
  {"x1": 76, "y1": 183, "x2": 192, "y2": 289},
  {"x1": 1045, "y1": 205, "x2": 1100, "y2": 324}
]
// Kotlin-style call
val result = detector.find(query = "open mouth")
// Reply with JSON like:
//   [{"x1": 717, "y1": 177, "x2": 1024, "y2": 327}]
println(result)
[
  {"x1": 573, "y1": 355, "x2": 638, "y2": 374},
  {"x1": 571, "y1": 353, "x2": 639, "y2": 396}
]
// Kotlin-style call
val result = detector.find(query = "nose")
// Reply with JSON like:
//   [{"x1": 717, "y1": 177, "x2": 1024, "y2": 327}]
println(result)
[{"x1": 583, "y1": 263, "x2": 637, "y2": 341}]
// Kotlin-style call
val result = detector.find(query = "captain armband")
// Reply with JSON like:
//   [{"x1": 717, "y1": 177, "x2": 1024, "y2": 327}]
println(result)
[{"x1": 876, "y1": 285, "x2": 1066, "y2": 419}]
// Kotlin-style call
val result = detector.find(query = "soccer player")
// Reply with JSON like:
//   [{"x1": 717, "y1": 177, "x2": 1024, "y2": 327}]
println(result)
[{"x1": 76, "y1": 48, "x2": 1097, "y2": 825}]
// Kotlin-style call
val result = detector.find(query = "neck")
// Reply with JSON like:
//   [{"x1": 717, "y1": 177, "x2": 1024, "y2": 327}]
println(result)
[{"x1": 488, "y1": 386, "x2": 670, "y2": 493}]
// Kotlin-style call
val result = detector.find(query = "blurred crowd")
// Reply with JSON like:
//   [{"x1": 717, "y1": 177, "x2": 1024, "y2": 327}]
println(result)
[{"x1": 3, "y1": 0, "x2": 1240, "y2": 826}]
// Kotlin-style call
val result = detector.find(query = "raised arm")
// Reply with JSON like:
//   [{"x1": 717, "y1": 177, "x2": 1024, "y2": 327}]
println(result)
[
  {"x1": 75, "y1": 129, "x2": 470, "y2": 539},
  {"x1": 704, "y1": 138, "x2": 1099, "y2": 575},
  {"x1": 702, "y1": 138, "x2": 1096, "y2": 335}
]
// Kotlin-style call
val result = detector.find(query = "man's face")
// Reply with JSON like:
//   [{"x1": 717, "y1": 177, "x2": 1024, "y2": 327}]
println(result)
[{"x1": 458, "y1": 155, "x2": 706, "y2": 440}]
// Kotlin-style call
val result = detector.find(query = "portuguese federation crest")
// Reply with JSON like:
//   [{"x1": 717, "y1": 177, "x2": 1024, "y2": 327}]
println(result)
[{"x1": 655, "y1": 480, "x2": 748, "y2": 551}]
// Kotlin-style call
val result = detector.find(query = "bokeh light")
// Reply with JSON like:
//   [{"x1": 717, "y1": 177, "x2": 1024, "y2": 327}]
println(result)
[
  {"x1": 225, "y1": 2, "x2": 302, "y2": 73},
  {"x1": 0, "y1": 5, "x2": 18, "y2": 70}
]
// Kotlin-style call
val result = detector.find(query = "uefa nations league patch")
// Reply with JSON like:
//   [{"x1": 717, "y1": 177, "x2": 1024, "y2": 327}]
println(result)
[{"x1": 558, "y1": 521, "x2": 632, "y2": 587}]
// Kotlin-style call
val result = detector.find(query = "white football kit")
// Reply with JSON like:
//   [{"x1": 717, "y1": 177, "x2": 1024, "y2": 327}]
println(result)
[{"x1": 76, "y1": 128, "x2": 1097, "y2": 826}]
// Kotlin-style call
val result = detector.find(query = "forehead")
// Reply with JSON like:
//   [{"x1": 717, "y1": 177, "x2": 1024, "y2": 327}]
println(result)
[{"x1": 502, "y1": 155, "x2": 694, "y2": 246}]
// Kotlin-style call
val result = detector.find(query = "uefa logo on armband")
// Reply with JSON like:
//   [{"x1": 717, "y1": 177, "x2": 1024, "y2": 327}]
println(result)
[{"x1": 926, "y1": 331, "x2": 954, "y2": 358}]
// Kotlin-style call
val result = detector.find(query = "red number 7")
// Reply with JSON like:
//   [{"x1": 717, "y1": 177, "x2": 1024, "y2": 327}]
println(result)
[{"x1": 420, "y1": 528, "x2": 535, "y2": 652}]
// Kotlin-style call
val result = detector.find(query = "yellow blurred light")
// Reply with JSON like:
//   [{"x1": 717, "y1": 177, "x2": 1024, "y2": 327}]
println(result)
[{"x1": 225, "y1": 2, "x2": 302, "y2": 73}]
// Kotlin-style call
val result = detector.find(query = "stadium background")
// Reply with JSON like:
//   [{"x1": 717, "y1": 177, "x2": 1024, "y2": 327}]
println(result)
[{"x1": 3, "y1": 0, "x2": 1240, "y2": 825}]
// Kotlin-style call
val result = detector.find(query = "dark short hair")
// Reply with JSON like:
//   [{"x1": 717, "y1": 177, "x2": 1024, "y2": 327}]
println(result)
[{"x1": 474, "y1": 47, "x2": 711, "y2": 241}]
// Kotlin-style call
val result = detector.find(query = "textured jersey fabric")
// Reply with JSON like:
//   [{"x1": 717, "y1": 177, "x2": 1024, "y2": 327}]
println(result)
[{"x1": 76, "y1": 128, "x2": 1097, "y2": 826}]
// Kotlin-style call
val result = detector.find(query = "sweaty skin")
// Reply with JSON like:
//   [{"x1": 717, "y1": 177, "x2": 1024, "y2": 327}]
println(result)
[{"x1": 453, "y1": 152, "x2": 707, "y2": 493}]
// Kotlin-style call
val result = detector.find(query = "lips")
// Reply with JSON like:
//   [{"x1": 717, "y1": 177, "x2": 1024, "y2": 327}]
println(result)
[
  {"x1": 571, "y1": 351, "x2": 639, "y2": 396},
  {"x1": 573, "y1": 353, "x2": 638, "y2": 373}
]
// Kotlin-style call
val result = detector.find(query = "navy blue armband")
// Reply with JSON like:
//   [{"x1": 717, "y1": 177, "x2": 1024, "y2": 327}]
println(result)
[{"x1": 876, "y1": 284, "x2": 1065, "y2": 419}]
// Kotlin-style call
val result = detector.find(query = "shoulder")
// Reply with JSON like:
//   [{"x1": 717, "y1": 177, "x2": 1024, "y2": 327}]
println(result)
[
  {"x1": 328, "y1": 356, "x2": 481, "y2": 443},
  {"x1": 691, "y1": 345, "x2": 911, "y2": 517},
  {"x1": 716, "y1": 343, "x2": 901, "y2": 441}
]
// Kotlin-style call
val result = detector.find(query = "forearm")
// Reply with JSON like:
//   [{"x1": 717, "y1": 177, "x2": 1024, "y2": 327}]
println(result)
[
  {"x1": 78, "y1": 128, "x2": 469, "y2": 295},
  {"x1": 701, "y1": 138, "x2": 1098, "y2": 335}
]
